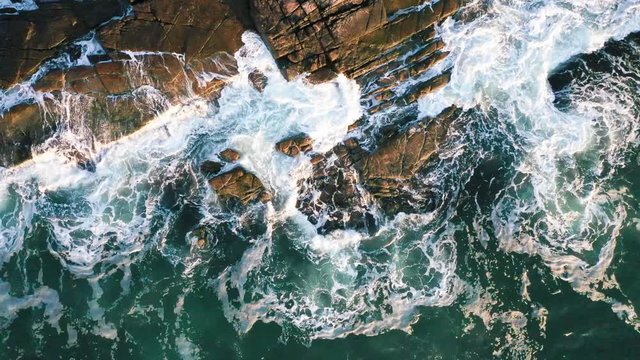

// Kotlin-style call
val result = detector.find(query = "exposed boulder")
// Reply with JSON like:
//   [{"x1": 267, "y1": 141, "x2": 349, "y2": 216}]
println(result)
[
  {"x1": 219, "y1": 148, "x2": 241, "y2": 163},
  {"x1": 0, "y1": 0, "x2": 126, "y2": 88},
  {"x1": 354, "y1": 106, "x2": 461, "y2": 213},
  {"x1": 297, "y1": 106, "x2": 462, "y2": 230},
  {"x1": 248, "y1": 70, "x2": 268, "y2": 92},
  {"x1": 209, "y1": 167, "x2": 271, "y2": 204},
  {"x1": 275, "y1": 133, "x2": 314, "y2": 156}
]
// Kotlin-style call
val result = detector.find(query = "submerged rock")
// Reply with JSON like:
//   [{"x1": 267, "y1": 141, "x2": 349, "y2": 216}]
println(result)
[
  {"x1": 200, "y1": 160, "x2": 224, "y2": 175},
  {"x1": 209, "y1": 167, "x2": 270, "y2": 205},
  {"x1": 275, "y1": 133, "x2": 314, "y2": 157}
]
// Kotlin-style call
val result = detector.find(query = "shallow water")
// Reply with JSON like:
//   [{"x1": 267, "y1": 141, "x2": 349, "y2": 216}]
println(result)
[{"x1": 2, "y1": 1, "x2": 640, "y2": 358}]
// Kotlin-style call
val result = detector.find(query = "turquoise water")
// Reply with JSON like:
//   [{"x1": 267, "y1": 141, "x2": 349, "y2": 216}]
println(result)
[{"x1": 3, "y1": 1, "x2": 640, "y2": 358}]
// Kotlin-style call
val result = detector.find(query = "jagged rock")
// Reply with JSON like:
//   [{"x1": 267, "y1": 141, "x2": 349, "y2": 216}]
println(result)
[
  {"x1": 209, "y1": 166, "x2": 270, "y2": 204},
  {"x1": 1, "y1": 0, "x2": 248, "y2": 168},
  {"x1": 219, "y1": 148, "x2": 241, "y2": 162},
  {"x1": 355, "y1": 107, "x2": 460, "y2": 211},
  {"x1": 275, "y1": 133, "x2": 314, "y2": 156},
  {"x1": 249, "y1": 0, "x2": 460, "y2": 80},
  {"x1": 0, "y1": 0, "x2": 126, "y2": 88},
  {"x1": 2, "y1": 49, "x2": 238, "y2": 168},
  {"x1": 297, "y1": 140, "x2": 376, "y2": 234},
  {"x1": 34, "y1": 52, "x2": 234, "y2": 99},
  {"x1": 297, "y1": 106, "x2": 461, "y2": 229},
  {"x1": 248, "y1": 70, "x2": 268, "y2": 92}
]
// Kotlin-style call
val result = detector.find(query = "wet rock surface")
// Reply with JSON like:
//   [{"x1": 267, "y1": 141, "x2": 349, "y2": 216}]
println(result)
[
  {"x1": 297, "y1": 106, "x2": 462, "y2": 232},
  {"x1": 0, "y1": 102, "x2": 56, "y2": 166},
  {"x1": 249, "y1": 0, "x2": 461, "y2": 114},
  {"x1": 0, "y1": 0, "x2": 126, "y2": 88},
  {"x1": 0, "y1": 50, "x2": 238, "y2": 167},
  {"x1": 248, "y1": 69, "x2": 269, "y2": 92},
  {"x1": 219, "y1": 148, "x2": 242, "y2": 163},
  {"x1": 98, "y1": 0, "x2": 245, "y2": 61},
  {"x1": 0, "y1": 0, "x2": 465, "y2": 229},
  {"x1": 275, "y1": 133, "x2": 314, "y2": 156},
  {"x1": 0, "y1": 0, "x2": 246, "y2": 167},
  {"x1": 209, "y1": 167, "x2": 270, "y2": 205}
]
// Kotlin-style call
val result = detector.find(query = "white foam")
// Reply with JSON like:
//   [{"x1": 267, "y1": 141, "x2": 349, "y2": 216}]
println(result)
[
  {"x1": 0, "y1": 281, "x2": 63, "y2": 331},
  {"x1": 417, "y1": 0, "x2": 640, "y2": 340},
  {"x1": 0, "y1": 0, "x2": 37, "y2": 12}
]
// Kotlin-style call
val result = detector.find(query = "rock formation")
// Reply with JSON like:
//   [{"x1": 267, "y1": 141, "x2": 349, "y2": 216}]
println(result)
[
  {"x1": 275, "y1": 133, "x2": 314, "y2": 156},
  {"x1": 209, "y1": 167, "x2": 271, "y2": 204},
  {"x1": 0, "y1": 0, "x2": 246, "y2": 168},
  {"x1": 0, "y1": 0, "x2": 126, "y2": 88},
  {"x1": 219, "y1": 148, "x2": 241, "y2": 163},
  {"x1": 0, "y1": 0, "x2": 467, "y2": 223},
  {"x1": 98, "y1": 0, "x2": 245, "y2": 62},
  {"x1": 248, "y1": 0, "x2": 460, "y2": 114},
  {"x1": 248, "y1": 70, "x2": 269, "y2": 92},
  {"x1": 297, "y1": 106, "x2": 461, "y2": 232}
]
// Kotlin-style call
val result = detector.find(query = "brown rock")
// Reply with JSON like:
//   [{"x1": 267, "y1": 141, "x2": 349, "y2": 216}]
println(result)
[
  {"x1": 248, "y1": 0, "x2": 461, "y2": 83},
  {"x1": 275, "y1": 133, "x2": 314, "y2": 157},
  {"x1": 295, "y1": 106, "x2": 462, "y2": 229},
  {"x1": 0, "y1": 0, "x2": 126, "y2": 88},
  {"x1": 219, "y1": 148, "x2": 241, "y2": 162},
  {"x1": 209, "y1": 167, "x2": 268, "y2": 204},
  {"x1": 0, "y1": 102, "x2": 55, "y2": 167},
  {"x1": 356, "y1": 107, "x2": 459, "y2": 183},
  {"x1": 99, "y1": 0, "x2": 245, "y2": 63},
  {"x1": 248, "y1": 70, "x2": 268, "y2": 92}
]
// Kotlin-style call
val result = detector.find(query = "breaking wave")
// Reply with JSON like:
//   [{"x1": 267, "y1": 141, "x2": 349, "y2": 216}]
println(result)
[{"x1": 1, "y1": 0, "x2": 640, "y2": 357}]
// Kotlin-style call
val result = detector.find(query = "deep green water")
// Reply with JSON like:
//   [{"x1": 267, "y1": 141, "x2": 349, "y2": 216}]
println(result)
[{"x1": 2, "y1": 142, "x2": 640, "y2": 359}]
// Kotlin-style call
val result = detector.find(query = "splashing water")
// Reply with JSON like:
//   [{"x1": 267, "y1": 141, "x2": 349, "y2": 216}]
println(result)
[
  {"x1": 416, "y1": 0, "x2": 640, "y2": 352},
  {"x1": 2, "y1": 1, "x2": 640, "y2": 358}
]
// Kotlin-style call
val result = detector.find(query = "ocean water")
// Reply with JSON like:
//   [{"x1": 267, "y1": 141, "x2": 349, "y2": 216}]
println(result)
[{"x1": 2, "y1": 0, "x2": 640, "y2": 358}]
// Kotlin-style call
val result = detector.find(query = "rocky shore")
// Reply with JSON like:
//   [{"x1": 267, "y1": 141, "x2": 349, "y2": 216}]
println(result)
[{"x1": 0, "y1": 0, "x2": 465, "y2": 227}]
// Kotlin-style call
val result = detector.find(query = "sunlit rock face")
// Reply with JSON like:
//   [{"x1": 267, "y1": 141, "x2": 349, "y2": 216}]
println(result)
[
  {"x1": 0, "y1": 0, "x2": 126, "y2": 88},
  {"x1": 0, "y1": 0, "x2": 247, "y2": 168},
  {"x1": 0, "y1": 0, "x2": 464, "y2": 225}
]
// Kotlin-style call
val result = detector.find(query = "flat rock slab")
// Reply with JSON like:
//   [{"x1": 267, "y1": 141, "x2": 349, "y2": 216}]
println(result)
[
  {"x1": 99, "y1": 0, "x2": 245, "y2": 62},
  {"x1": 0, "y1": 0, "x2": 126, "y2": 88}
]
